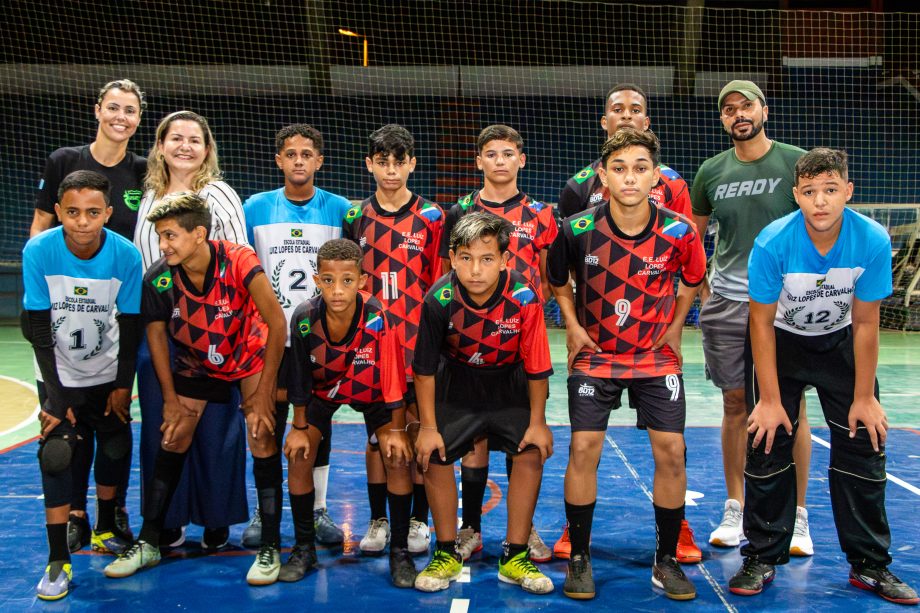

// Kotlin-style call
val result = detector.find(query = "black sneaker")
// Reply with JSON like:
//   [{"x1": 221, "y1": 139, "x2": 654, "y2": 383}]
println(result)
[
  {"x1": 563, "y1": 553, "x2": 596, "y2": 600},
  {"x1": 159, "y1": 527, "x2": 186, "y2": 550},
  {"x1": 849, "y1": 564, "x2": 920, "y2": 605},
  {"x1": 652, "y1": 555, "x2": 697, "y2": 600},
  {"x1": 389, "y1": 547, "x2": 419, "y2": 588},
  {"x1": 278, "y1": 543, "x2": 318, "y2": 583},
  {"x1": 201, "y1": 527, "x2": 230, "y2": 552},
  {"x1": 67, "y1": 514, "x2": 90, "y2": 553},
  {"x1": 729, "y1": 558, "x2": 776, "y2": 596},
  {"x1": 115, "y1": 507, "x2": 134, "y2": 541}
]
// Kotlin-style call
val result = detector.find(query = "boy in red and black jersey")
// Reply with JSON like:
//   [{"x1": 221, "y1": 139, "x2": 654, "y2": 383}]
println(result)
[
  {"x1": 104, "y1": 193, "x2": 288, "y2": 586},
  {"x1": 285, "y1": 238, "x2": 417, "y2": 588},
  {"x1": 413, "y1": 212, "x2": 554, "y2": 595},
  {"x1": 548, "y1": 129, "x2": 705, "y2": 601},
  {"x1": 343, "y1": 125, "x2": 443, "y2": 552}
]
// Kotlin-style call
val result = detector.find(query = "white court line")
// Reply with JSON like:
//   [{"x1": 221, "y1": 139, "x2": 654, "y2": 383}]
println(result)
[
  {"x1": 457, "y1": 566, "x2": 471, "y2": 583},
  {"x1": 811, "y1": 434, "x2": 920, "y2": 497},
  {"x1": 0, "y1": 375, "x2": 39, "y2": 437},
  {"x1": 604, "y1": 434, "x2": 738, "y2": 613},
  {"x1": 449, "y1": 598, "x2": 470, "y2": 613}
]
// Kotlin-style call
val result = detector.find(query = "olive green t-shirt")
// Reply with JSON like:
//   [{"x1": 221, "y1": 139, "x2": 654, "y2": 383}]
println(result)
[{"x1": 691, "y1": 141, "x2": 805, "y2": 301}]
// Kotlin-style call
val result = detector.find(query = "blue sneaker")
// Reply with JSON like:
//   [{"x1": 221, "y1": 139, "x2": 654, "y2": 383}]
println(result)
[{"x1": 36, "y1": 562, "x2": 72, "y2": 601}]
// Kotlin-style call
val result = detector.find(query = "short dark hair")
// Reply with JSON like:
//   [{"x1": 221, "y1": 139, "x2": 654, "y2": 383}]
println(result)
[
  {"x1": 600, "y1": 127, "x2": 661, "y2": 167},
  {"x1": 275, "y1": 124, "x2": 325, "y2": 154},
  {"x1": 368, "y1": 124, "x2": 415, "y2": 160},
  {"x1": 146, "y1": 192, "x2": 212, "y2": 236},
  {"x1": 795, "y1": 147, "x2": 849, "y2": 184},
  {"x1": 317, "y1": 238, "x2": 363, "y2": 272},
  {"x1": 476, "y1": 124, "x2": 523, "y2": 153},
  {"x1": 449, "y1": 211, "x2": 511, "y2": 253},
  {"x1": 604, "y1": 83, "x2": 649, "y2": 115},
  {"x1": 58, "y1": 170, "x2": 111, "y2": 206}
]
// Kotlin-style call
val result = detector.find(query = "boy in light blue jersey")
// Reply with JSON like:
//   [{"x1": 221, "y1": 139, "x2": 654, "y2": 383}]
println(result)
[
  {"x1": 242, "y1": 124, "x2": 350, "y2": 571},
  {"x1": 731, "y1": 148, "x2": 918, "y2": 605}
]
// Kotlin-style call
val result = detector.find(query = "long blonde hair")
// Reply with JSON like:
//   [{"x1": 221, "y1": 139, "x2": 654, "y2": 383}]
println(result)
[{"x1": 145, "y1": 110, "x2": 222, "y2": 198}]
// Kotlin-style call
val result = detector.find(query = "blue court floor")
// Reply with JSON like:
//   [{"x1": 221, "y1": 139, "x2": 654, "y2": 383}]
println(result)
[{"x1": 1, "y1": 423, "x2": 918, "y2": 611}]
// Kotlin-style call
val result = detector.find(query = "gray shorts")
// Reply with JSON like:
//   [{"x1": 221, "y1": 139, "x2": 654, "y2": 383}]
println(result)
[{"x1": 699, "y1": 292, "x2": 749, "y2": 391}]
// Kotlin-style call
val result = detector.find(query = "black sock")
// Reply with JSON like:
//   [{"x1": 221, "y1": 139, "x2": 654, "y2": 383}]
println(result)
[
  {"x1": 367, "y1": 482, "x2": 388, "y2": 521},
  {"x1": 654, "y1": 504, "x2": 684, "y2": 564},
  {"x1": 47, "y1": 523, "x2": 70, "y2": 564},
  {"x1": 411, "y1": 483, "x2": 429, "y2": 524},
  {"x1": 290, "y1": 490, "x2": 316, "y2": 546},
  {"x1": 387, "y1": 491, "x2": 412, "y2": 550},
  {"x1": 505, "y1": 454, "x2": 514, "y2": 478},
  {"x1": 96, "y1": 496, "x2": 116, "y2": 532},
  {"x1": 501, "y1": 541, "x2": 527, "y2": 564},
  {"x1": 436, "y1": 539, "x2": 459, "y2": 559},
  {"x1": 253, "y1": 454, "x2": 283, "y2": 547},
  {"x1": 139, "y1": 449, "x2": 188, "y2": 547},
  {"x1": 461, "y1": 465, "x2": 488, "y2": 533},
  {"x1": 565, "y1": 500, "x2": 596, "y2": 558}
]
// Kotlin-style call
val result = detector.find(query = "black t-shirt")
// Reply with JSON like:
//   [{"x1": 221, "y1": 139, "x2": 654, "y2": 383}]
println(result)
[{"x1": 35, "y1": 145, "x2": 147, "y2": 240}]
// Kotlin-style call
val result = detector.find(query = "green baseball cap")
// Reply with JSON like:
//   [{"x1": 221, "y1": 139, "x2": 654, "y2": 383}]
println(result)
[{"x1": 718, "y1": 80, "x2": 766, "y2": 109}]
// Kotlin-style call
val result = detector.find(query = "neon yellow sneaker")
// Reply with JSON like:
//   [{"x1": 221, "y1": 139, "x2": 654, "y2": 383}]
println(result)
[
  {"x1": 92, "y1": 529, "x2": 132, "y2": 555},
  {"x1": 498, "y1": 550, "x2": 554, "y2": 594},
  {"x1": 36, "y1": 562, "x2": 72, "y2": 600},
  {"x1": 414, "y1": 548, "x2": 462, "y2": 592}
]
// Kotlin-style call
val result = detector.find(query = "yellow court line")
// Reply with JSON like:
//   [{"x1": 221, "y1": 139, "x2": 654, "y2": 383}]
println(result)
[{"x1": 0, "y1": 375, "x2": 39, "y2": 437}]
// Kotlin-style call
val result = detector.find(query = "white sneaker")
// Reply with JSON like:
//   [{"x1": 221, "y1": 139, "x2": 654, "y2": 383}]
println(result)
[
  {"x1": 457, "y1": 527, "x2": 483, "y2": 562},
  {"x1": 360, "y1": 518, "x2": 390, "y2": 555},
  {"x1": 709, "y1": 499, "x2": 745, "y2": 547},
  {"x1": 528, "y1": 526, "x2": 552, "y2": 563},
  {"x1": 790, "y1": 506, "x2": 814, "y2": 556},
  {"x1": 246, "y1": 544, "x2": 280, "y2": 586},
  {"x1": 408, "y1": 519, "x2": 431, "y2": 555}
]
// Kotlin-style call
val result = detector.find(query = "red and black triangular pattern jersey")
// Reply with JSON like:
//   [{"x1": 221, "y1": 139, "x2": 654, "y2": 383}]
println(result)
[
  {"x1": 547, "y1": 202, "x2": 706, "y2": 379},
  {"x1": 342, "y1": 193, "x2": 444, "y2": 382},
  {"x1": 557, "y1": 158, "x2": 692, "y2": 221},
  {"x1": 287, "y1": 290, "x2": 406, "y2": 409},
  {"x1": 143, "y1": 240, "x2": 267, "y2": 381},
  {"x1": 413, "y1": 269, "x2": 553, "y2": 380},
  {"x1": 439, "y1": 191, "x2": 558, "y2": 293}
]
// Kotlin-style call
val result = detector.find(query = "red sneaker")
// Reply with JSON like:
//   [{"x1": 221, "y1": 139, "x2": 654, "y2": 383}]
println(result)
[
  {"x1": 676, "y1": 519, "x2": 702, "y2": 564},
  {"x1": 553, "y1": 524, "x2": 571, "y2": 560}
]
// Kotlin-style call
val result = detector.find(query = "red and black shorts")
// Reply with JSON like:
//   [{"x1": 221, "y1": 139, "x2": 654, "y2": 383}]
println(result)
[{"x1": 568, "y1": 373, "x2": 686, "y2": 434}]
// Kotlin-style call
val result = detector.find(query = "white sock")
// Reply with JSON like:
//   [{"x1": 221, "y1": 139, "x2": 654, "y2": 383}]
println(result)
[{"x1": 313, "y1": 465, "x2": 330, "y2": 510}]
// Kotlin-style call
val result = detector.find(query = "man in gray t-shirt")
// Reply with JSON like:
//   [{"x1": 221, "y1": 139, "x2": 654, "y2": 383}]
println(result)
[{"x1": 690, "y1": 80, "x2": 813, "y2": 556}]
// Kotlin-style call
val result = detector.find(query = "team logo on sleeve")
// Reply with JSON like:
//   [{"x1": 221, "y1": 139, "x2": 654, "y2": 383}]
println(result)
[
  {"x1": 528, "y1": 200, "x2": 547, "y2": 212},
  {"x1": 123, "y1": 189, "x2": 143, "y2": 212},
  {"x1": 219, "y1": 261, "x2": 228, "y2": 278},
  {"x1": 573, "y1": 165, "x2": 595, "y2": 184},
  {"x1": 73, "y1": 286, "x2": 88, "y2": 296},
  {"x1": 345, "y1": 205, "x2": 363, "y2": 224},
  {"x1": 419, "y1": 202, "x2": 442, "y2": 222},
  {"x1": 298, "y1": 318, "x2": 311, "y2": 337},
  {"x1": 435, "y1": 284, "x2": 453, "y2": 306},
  {"x1": 291, "y1": 228, "x2": 303, "y2": 238},
  {"x1": 365, "y1": 312, "x2": 384, "y2": 333},
  {"x1": 152, "y1": 271, "x2": 173, "y2": 293},
  {"x1": 571, "y1": 215, "x2": 594, "y2": 236},
  {"x1": 511, "y1": 282, "x2": 535, "y2": 306},
  {"x1": 661, "y1": 217, "x2": 689, "y2": 239}
]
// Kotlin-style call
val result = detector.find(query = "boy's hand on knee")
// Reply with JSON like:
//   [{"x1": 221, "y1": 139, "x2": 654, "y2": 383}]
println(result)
[
  {"x1": 284, "y1": 428, "x2": 311, "y2": 461},
  {"x1": 242, "y1": 391, "x2": 276, "y2": 440},
  {"x1": 38, "y1": 407, "x2": 75, "y2": 438},
  {"x1": 105, "y1": 387, "x2": 132, "y2": 423},
  {"x1": 747, "y1": 399, "x2": 793, "y2": 454},
  {"x1": 518, "y1": 424, "x2": 554, "y2": 464},
  {"x1": 415, "y1": 429, "x2": 446, "y2": 472},
  {"x1": 848, "y1": 397, "x2": 888, "y2": 452},
  {"x1": 384, "y1": 430, "x2": 412, "y2": 468}
]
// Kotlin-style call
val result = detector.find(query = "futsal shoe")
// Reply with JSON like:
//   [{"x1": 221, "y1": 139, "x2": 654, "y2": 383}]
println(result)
[
  {"x1": 563, "y1": 553, "x2": 595, "y2": 600},
  {"x1": 241, "y1": 508, "x2": 262, "y2": 548},
  {"x1": 160, "y1": 526, "x2": 186, "y2": 549},
  {"x1": 528, "y1": 527, "x2": 552, "y2": 563},
  {"x1": 279, "y1": 543, "x2": 318, "y2": 582},
  {"x1": 104, "y1": 540, "x2": 161, "y2": 578},
  {"x1": 408, "y1": 519, "x2": 431, "y2": 555},
  {"x1": 789, "y1": 506, "x2": 814, "y2": 557},
  {"x1": 709, "y1": 499, "x2": 745, "y2": 547},
  {"x1": 360, "y1": 518, "x2": 390, "y2": 555},
  {"x1": 389, "y1": 547, "x2": 419, "y2": 588},
  {"x1": 91, "y1": 529, "x2": 132, "y2": 555},
  {"x1": 652, "y1": 555, "x2": 697, "y2": 600},
  {"x1": 36, "y1": 562, "x2": 72, "y2": 601},
  {"x1": 202, "y1": 526, "x2": 230, "y2": 552},
  {"x1": 553, "y1": 524, "x2": 572, "y2": 559},
  {"x1": 457, "y1": 527, "x2": 483, "y2": 562},
  {"x1": 246, "y1": 544, "x2": 281, "y2": 586},
  {"x1": 314, "y1": 508, "x2": 345, "y2": 546},
  {"x1": 67, "y1": 513, "x2": 90, "y2": 553},
  {"x1": 415, "y1": 549, "x2": 463, "y2": 592},
  {"x1": 115, "y1": 506, "x2": 133, "y2": 541},
  {"x1": 676, "y1": 520, "x2": 702, "y2": 564},
  {"x1": 849, "y1": 565, "x2": 920, "y2": 605},
  {"x1": 498, "y1": 550, "x2": 554, "y2": 594},
  {"x1": 728, "y1": 558, "x2": 776, "y2": 596}
]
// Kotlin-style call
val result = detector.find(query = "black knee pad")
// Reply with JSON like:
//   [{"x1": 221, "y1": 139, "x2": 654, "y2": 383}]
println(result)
[
  {"x1": 98, "y1": 425, "x2": 132, "y2": 462},
  {"x1": 38, "y1": 432, "x2": 75, "y2": 475}
]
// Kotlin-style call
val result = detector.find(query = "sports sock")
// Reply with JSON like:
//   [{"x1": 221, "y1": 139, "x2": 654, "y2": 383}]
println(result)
[
  {"x1": 290, "y1": 490, "x2": 316, "y2": 546},
  {"x1": 96, "y1": 496, "x2": 116, "y2": 532},
  {"x1": 313, "y1": 464, "x2": 330, "y2": 511},
  {"x1": 367, "y1": 482, "x2": 388, "y2": 520},
  {"x1": 253, "y1": 453, "x2": 283, "y2": 547},
  {"x1": 565, "y1": 500, "x2": 596, "y2": 558},
  {"x1": 460, "y1": 465, "x2": 488, "y2": 533},
  {"x1": 500, "y1": 541, "x2": 527, "y2": 564},
  {"x1": 47, "y1": 523, "x2": 70, "y2": 564},
  {"x1": 411, "y1": 483, "x2": 429, "y2": 523},
  {"x1": 139, "y1": 449, "x2": 188, "y2": 547},
  {"x1": 387, "y1": 491, "x2": 412, "y2": 550},
  {"x1": 436, "y1": 540, "x2": 459, "y2": 559},
  {"x1": 654, "y1": 504, "x2": 684, "y2": 564}
]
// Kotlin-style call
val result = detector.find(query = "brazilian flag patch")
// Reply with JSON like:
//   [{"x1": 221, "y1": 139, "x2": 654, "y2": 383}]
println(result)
[
  {"x1": 152, "y1": 271, "x2": 173, "y2": 293},
  {"x1": 435, "y1": 284, "x2": 453, "y2": 306},
  {"x1": 73, "y1": 286, "x2": 88, "y2": 296},
  {"x1": 571, "y1": 215, "x2": 594, "y2": 236},
  {"x1": 345, "y1": 205, "x2": 362, "y2": 224},
  {"x1": 291, "y1": 228, "x2": 303, "y2": 238},
  {"x1": 457, "y1": 193, "x2": 474, "y2": 210},
  {"x1": 298, "y1": 318, "x2": 311, "y2": 337},
  {"x1": 572, "y1": 165, "x2": 595, "y2": 185}
]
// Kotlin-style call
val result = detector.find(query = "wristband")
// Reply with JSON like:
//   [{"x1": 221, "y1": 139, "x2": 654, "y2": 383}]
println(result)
[{"x1": 291, "y1": 423, "x2": 310, "y2": 431}]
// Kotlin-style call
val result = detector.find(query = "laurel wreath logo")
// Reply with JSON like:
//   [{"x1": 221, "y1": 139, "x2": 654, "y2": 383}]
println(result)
[
  {"x1": 83, "y1": 319, "x2": 106, "y2": 360},
  {"x1": 271, "y1": 260, "x2": 293, "y2": 308}
]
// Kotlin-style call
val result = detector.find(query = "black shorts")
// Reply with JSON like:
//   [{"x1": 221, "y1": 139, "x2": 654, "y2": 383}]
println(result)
[
  {"x1": 306, "y1": 397, "x2": 392, "y2": 441},
  {"x1": 36, "y1": 381, "x2": 129, "y2": 434},
  {"x1": 174, "y1": 373, "x2": 234, "y2": 403},
  {"x1": 568, "y1": 374, "x2": 686, "y2": 433},
  {"x1": 429, "y1": 361, "x2": 536, "y2": 465}
]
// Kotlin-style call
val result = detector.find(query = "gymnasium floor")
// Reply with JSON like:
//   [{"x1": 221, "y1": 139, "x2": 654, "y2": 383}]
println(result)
[{"x1": 0, "y1": 326, "x2": 918, "y2": 611}]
